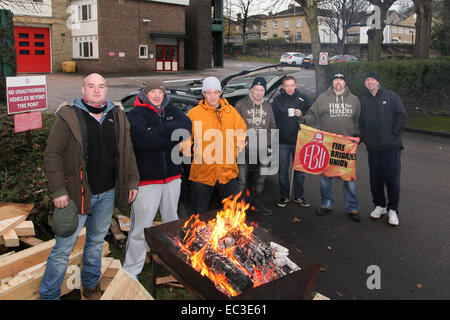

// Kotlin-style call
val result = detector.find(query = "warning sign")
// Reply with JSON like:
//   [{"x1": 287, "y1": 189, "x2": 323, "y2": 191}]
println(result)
[
  {"x1": 319, "y1": 52, "x2": 328, "y2": 65},
  {"x1": 14, "y1": 111, "x2": 43, "y2": 133},
  {"x1": 6, "y1": 76, "x2": 47, "y2": 115}
]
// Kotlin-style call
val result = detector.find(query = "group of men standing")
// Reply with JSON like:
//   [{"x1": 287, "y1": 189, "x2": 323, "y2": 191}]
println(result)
[{"x1": 39, "y1": 68, "x2": 407, "y2": 299}]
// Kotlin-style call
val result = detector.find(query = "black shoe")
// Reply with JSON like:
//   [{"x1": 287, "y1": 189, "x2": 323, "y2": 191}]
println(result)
[
  {"x1": 254, "y1": 203, "x2": 273, "y2": 216},
  {"x1": 293, "y1": 197, "x2": 310, "y2": 208},
  {"x1": 316, "y1": 207, "x2": 331, "y2": 216},
  {"x1": 347, "y1": 210, "x2": 361, "y2": 222},
  {"x1": 277, "y1": 197, "x2": 289, "y2": 208}
]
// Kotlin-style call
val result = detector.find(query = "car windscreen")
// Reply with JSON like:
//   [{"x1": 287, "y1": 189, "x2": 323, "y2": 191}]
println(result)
[
  {"x1": 222, "y1": 75, "x2": 276, "y2": 95},
  {"x1": 281, "y1": 53, "x2": 291, "y2": 58}
]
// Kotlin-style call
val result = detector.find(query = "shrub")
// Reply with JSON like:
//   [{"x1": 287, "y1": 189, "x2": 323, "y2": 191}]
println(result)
[{"x1": 325, "y1": 57, "x2": 450, "y2": 98}]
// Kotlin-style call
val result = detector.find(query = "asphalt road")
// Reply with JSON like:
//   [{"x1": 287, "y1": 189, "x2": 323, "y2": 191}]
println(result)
[
  {"x1": 253, "y1": 131, "x2": 450, "y2": 300},
  {"x1": 41, "y1": 59, "x2": 449, "y2": 299}
]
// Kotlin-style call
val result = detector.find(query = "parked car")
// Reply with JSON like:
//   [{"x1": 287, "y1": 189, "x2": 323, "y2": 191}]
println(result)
[
  {"x1": 280, "y1": 52, "x2": 306, "y2": 65},
  {"x1": 329, "y1": 55, "x2": 359, "y2": 64},
  {"x1": 121, "y1": 64, "x2": 303, "y2": 113},
  {"x1": 120, "y1": 64, "x2": 302, "y2": 216},
  {"x1": 301, "y1": 54, "x2": 315, "y2": 69}
]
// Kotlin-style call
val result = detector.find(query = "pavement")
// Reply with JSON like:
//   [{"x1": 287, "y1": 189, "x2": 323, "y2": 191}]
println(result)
[{"x1": 36, "y1": 59, "x2": 450, "y2": 299}]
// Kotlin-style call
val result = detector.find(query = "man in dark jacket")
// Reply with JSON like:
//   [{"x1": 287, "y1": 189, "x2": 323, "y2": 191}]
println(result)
[
  {"x1": 359, "y1": 72, "x2": 408, "y2": 226},
  {"x1": 40, "y1": 73, "x2": 140, "y2": 300},
  {"x1": 272, "y1": 76, "x2": 311, "y2": 208},
  {"x1": 123, "y1": 79, "x2": 192, "y2": 277}
]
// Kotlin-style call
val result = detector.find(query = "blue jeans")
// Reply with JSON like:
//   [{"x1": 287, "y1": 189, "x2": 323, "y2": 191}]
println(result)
[
  {"x1": 278, "y1": 144, "x2": 306, "y2": 199},
  {"x1": 320, "y1": 177, "x2": 359, "y2": 212},
  {"x1": 39, "y1": 188, "x2": 115, "y2": 300}
]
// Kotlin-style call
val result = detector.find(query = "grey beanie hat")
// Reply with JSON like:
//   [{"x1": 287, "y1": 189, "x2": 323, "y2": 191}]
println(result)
[
  {"x1": 202, "y1": 76, "x2": 222, "y2": 93},
  {"x1": 52, "y1": 199, "x2": 79, "y2": 237}
]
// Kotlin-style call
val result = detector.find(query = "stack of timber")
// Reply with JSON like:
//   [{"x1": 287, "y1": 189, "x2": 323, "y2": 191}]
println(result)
[
  {"x1": 0, "y1": 227, "x2": 109, "y2": 299},
  {"x1": 108, "y1": 208, "x2": 131, "y2": 248},
  {"x1": 0, "y1": 203, "x2": 35, "y2": 250}
]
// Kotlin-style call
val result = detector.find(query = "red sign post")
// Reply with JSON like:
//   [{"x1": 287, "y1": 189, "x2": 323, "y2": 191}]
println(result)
[{"x1": 6, "y1": 76, "x2": 47, "y2": 134}]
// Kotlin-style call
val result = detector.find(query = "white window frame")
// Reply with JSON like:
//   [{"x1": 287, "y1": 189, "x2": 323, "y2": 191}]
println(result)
[
  {"x1": 296, "y1": 19, "x2": 302, "y2": 27},
  {"x1": 139, "y1": 44, "x2": 148, "y2": 59},
  {"x1": 78, "y1": 4, "x2": 92, "y2": 22},
  {"x1": 273, "y1": 20, "x2": 278, "y2": 29},
  {"x1": 285, "y1": 20, "x2": 289, "y2": 28}
]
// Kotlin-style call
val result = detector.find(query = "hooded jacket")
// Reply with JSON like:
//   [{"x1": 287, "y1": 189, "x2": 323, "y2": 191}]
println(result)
[
  {"x1": 184, "y1": 98, "x2": 247, "y2": 186},
  {"x1": 44, "y1": 100, "x2": 140, "y2": 214},
  {"x1": 234, "y1": 95, "x2": 276, "y2": 155},
  {"x1": 126, "y1": 89, "x2": 192, "y2": 185},
  {"x1": 272, "y1": 89, "x2": 312, "y2": 145},
  {"x1": 303, "y1": 87, "x2": 361, "y2": 137},
  {"x1": 359, "y1": 86, "x2": 408, "y2": 152}
]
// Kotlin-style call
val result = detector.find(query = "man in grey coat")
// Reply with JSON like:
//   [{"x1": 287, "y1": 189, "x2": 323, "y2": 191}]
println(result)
[
  {"x1": 302, "y1": 71, "x2": 361, "y2": 221},
  {"x1": 235, "y1": 77, "x2": 276, "y2": 215}
]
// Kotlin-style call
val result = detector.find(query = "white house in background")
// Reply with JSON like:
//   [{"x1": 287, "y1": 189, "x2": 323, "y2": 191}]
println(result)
[
  {"x1": 68, "y1": 0, "x2": 99, "y2": 60},
  {"x1": 360, "y1": 11, "x2": 416, "y2": 44}
]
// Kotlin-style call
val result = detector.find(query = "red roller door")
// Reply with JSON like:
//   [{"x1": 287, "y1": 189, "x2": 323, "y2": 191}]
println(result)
[{"x1": 14, "y1": 26, "x2": 51, "y2": 73}]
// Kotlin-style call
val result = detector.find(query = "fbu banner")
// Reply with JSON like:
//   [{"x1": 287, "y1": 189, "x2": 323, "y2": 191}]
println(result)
[{"x1": 293, "y1": 124, "x2": 360, "y2": 181}]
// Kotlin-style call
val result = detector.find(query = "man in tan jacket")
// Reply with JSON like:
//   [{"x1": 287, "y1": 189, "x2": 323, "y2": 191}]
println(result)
[{"x1": 40, "y1": 73, "x2": 139, "y2": 300}]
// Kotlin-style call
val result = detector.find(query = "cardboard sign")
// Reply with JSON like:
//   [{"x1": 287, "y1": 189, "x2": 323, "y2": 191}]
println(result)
[
  {"x1": 293, "y1": 125, "x2": 360, "y2": 181},
  {"x1": 6, "y1": 76, "x2": 47, "y2": 115},
  {"x1": 14, "y1": 111, "x2": 42, "y2": 133}
]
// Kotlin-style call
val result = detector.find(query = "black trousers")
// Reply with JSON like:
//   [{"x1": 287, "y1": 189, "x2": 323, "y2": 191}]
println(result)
[
  {"x1": 190, "y1": 179, "x2": 240, "y2": 214},
  {"x1": 368, "y1": 148, "x2": 402, "y2": 213}
]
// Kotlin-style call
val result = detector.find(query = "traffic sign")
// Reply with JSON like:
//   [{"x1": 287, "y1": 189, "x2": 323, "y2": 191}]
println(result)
[{"x1": 319, "y1": 52, "x2": 328, "y2": 65}]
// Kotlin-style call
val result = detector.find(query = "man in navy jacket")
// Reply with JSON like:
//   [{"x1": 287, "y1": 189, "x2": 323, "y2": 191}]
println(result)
[
  {"x1": 123, "y1": 79, "x2": 191, "y2": 277},
  {"x1": 272, "y1": 76, "x2": 312, "y2": 208},
  {"x1": 359, "y1": 72, "x2": 407, "y2": 227}
]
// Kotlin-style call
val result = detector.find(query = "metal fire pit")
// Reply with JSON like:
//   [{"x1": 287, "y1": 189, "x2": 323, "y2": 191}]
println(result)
[{"x1": 144, "y1": 210, "x2": 320, "y2": 300}]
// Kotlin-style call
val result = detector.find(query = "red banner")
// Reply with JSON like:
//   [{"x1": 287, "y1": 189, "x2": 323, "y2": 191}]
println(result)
[{"x1": 293, "y1": 124, "x2": 360, "y2": 181}]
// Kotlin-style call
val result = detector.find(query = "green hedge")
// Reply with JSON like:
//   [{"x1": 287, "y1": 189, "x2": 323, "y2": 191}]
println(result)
[{"x1": 325, "y1": 57, "x2": 450, "y2": 98}]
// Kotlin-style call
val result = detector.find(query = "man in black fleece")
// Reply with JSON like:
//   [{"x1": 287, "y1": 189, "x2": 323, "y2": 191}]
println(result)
[
  {"x1": 123, "y1": 79, "x2": 192, "y2": 277},
  {"x1": 360, "y1": 72, "x2": 408, "y2": 226},
  {"x1": 272, "y1": 76, "x2": 311, "y2": 208}
]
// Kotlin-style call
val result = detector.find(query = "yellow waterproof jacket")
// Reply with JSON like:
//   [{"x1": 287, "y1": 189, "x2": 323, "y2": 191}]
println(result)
[{"x1": 183, "y1": 98, "x2": 247, "y2": 186}]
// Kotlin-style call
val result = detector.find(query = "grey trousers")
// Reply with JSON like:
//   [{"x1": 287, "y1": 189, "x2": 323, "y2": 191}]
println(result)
[{"x1": 123, "y1": 179, "x2": 181, "y2": 276}]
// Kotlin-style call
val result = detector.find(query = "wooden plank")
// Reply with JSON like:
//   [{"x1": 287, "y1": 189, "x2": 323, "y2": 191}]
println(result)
[
  {"x1": 0, "y1": 215, "x2": 26, "y2": 237},
  {"x1": 103, "y1": 259, "x2": 121, "y2": 279},
  {"x1": 312, "y1": 292, "x2": 330, "y2": 300},
  {"x1": 2, "y1": 230, "x2": 19, "y2": 247},
  {"x1": 0, "y1": 227, "x2": 86, "y2": 279},
  {"x1": 100, "y1": 268, "x2": 154, "y2": 300},
  {"x1": 0, "y1": 241, "x2": 110, "y2": 300},
  {"x1": 0, "y1": 203, "x2": 34, "y2": 221},
  {"x1": 13, "y1": 221, "x2": 35, "y2": 237},
  {"x1": 19, "y1": 237, "x2": 44, "y2": 247},
  {"x1": 117, "y1": 215, "x2": 131, "y2": 232}
]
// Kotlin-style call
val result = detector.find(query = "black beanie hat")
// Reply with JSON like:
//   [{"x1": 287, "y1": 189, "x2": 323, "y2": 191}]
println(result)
[
  {"x1": 333, "y1": 71, "x2": 346, "y2": 82},
  {"x1": 364, "y1": 72, "x2": 380, "y2": 83},
  {"x1": 251, "y1": 77, "x2": 267, "y2": 91}
]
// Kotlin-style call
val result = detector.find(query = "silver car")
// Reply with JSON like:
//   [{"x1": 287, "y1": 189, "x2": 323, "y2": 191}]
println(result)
[{"x1": 280, "y1": 52, "x2": 306, "y2": 65}]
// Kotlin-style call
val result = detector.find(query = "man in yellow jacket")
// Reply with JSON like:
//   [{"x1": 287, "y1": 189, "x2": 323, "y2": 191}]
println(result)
[{"x1": 183, "y1": 76, "x2": 247, "y2": 213}]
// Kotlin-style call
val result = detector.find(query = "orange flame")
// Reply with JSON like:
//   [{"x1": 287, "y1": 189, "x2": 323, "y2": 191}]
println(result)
[{"x1": 178, "y1": 192, "x2": 276, "y2": 296}]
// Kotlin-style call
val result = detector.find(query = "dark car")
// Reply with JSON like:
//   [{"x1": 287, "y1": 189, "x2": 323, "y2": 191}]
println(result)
[
  {"x1": 301, "y1": 54, "x2": 315, "y2": 69},
  {"x1": 329, "y1": 54, "x2": 359, "y2": 64},
  {"x1": 120, "y1": 64, "x2": 303, "y2": 113}
]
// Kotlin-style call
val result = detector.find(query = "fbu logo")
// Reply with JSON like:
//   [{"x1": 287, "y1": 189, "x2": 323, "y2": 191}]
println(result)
[{"x1": 299, "y1": 132, "x2": 329, "y2": 173}]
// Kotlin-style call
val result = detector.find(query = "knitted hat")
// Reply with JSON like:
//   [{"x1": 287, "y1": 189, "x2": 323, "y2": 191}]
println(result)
[
  {"x1": 251, "y1": 77, "x2": 267, "y2": 91},
  {"x1": 144, "y1": 79, "x2": 165, "y2": 95},
  {"x1": 202, "y1": 76, "x2": 222, "y2": 93},
  {"x1": 364, "y1": 72, "x2": 380, "y2": 83},
  {"x1": 333, "y1": 71, "x2": 346, "y2": 82},
  {"x1": 52, "y1": 199, "x2": 79, "y2": 238}
]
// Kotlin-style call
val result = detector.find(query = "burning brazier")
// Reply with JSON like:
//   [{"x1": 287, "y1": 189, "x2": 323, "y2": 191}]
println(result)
[{"x1": 145, "y1": 194, "x2": 320, "y2": 300}]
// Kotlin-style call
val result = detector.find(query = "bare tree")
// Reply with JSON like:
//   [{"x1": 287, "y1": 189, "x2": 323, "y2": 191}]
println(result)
[
  {"x1": 319, "y1": 0, "x2": 370, "y2": 54},
  {"x1": 412, "y1": 0, "x2": 432, "y2": 58},
  {"x1": 366, "y1": 0, "x2": 396, "y2": 61}
]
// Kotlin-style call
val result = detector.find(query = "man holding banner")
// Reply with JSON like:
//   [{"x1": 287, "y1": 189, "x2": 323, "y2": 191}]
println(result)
[{"x1": 300, "y1": 71, "x2": 362, "y2": 221}]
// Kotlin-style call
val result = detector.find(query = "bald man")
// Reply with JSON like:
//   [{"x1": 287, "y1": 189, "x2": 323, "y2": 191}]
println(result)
[{"x1": 40, "y1": 73, "x2": 139, "y2": 300}]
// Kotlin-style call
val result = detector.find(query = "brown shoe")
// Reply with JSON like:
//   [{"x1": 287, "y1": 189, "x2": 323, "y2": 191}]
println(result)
[{"x1": 81, "y1": 283, "x2": 103, "y2": 300}]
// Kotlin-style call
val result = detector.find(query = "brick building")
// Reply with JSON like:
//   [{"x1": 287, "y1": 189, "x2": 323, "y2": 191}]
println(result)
[
  {"x1": 8, "y1": 0, "x2": 72, "y2": 73},
  {"x1": 70, "y1": 0, "x2": 189, "y2": 73}
]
